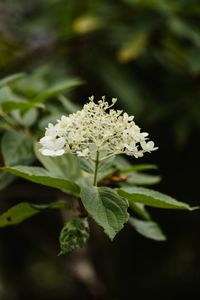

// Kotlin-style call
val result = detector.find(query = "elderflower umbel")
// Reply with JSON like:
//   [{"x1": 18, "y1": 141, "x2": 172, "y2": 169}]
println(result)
[{"x1": 39, "y1": 96, "x2": 158, "y2": 158}]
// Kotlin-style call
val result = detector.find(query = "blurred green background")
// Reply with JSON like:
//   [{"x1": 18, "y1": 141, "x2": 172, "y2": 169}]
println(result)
[{"x1": 0, "y1": 0, "x2": 200, "y2": 299}]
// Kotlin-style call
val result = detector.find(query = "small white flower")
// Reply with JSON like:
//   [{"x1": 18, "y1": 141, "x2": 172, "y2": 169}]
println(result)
[
  {"x1": 45, "y1": 123, "x2": 57, "y2": 138},
  {"x1": 40, "y1": 136, "x2": 65, "y2": 157},
  {"x1": 141, "y1": 132, "x2": 149, "y2": 138},
  {"x1": 42, "y1": 149, "x2": 65, "y2": 156},
  {"x1": 141, "y1": 141, "x2": 158, "y2": 152},
  {"x1": 39, "y1": 96, "x2": 158, "y2": 159},
  {"x1": 77, "y1": 148, "x2": 90, "y2": 157}
]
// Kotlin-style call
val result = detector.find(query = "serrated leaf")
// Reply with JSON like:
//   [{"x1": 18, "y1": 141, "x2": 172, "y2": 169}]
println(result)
[
  {"x1": 0, "y1": 201, "x2": 70, "y2": 227},
  {"x1": 80, "y1": 186, "x2": 129, "y2": 240},
  {"x1": 129, "y1": 217, "x2": 166, "y2": 241},
  {"x1": 117, "y1": 187, "x2": 193, "y2": 210},
  {"x1": 32, "y1": 79, "x2": 84, "y2": 103},
  {"x1": 1, "y1": 131, "x2": 34, "y2": 166},
  {"x1": 59, "y1": 218, "x2": 89, "y2": 255},
  {"x1": 34, "y1": 143, "x2": 81, "y2": 180},
  {"x1": 2, "y1": 166, "x2": 80, "y2": 196}
]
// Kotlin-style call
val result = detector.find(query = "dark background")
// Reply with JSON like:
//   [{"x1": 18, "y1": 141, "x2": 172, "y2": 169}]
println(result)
[{"x1": 0, "y1": 1, "x2": 200, "y2": 299}]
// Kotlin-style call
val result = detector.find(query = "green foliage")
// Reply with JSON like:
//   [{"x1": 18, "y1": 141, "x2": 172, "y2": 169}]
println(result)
[
  {"x1": 0, "y1": 86, "x2": 43, "y2": 113},
  {"x1": 119, "y1": 164, "x2": 158, "y2": 173},
  {"x1": 98, "y1": 156, "x2": 116, "y2": 173},
  {"x1": 0, "y1": 201, "x2": 70, "y2": 227},
  {"x1": 12, "y1": 109, "x2": 38, "y2": 127},
  {"x1": 0, "y1": 73, "x2": 25, "y2": 88},
  {"x1": 0, "y1": 172, "x2": 15, "y2": 190},
  {"x1": 1, "y1": 99, "x2": 43, "y2": 113},
  {"x1": 0, "y1": 0, "x2": 198, "y2": 259},
  {"x1": 129, "y1": 217, "x2": 166, "y2": 241},
  {"x1": 117, "y1": 186, "x2": 193, "y2": 210},
  {"x1": 2, "y1": 131, "x2": 34, "y2": 166},
  {"x1": 80, "y1": 186, "x2": 129, "y2": 240},
  {"x1": 122, "y1": 173, "x2": 161, "y2": 186},
  {"x1": 0, "y1": 203, "x2": 38, "y2": 227},
  {"x1": 0, "y1": 72, "x2": 82, "y2": 133},
  {"x1": 0, "y1": 131, "x2": 34, "y2": 190},
  {"x1": 79, "y1": 155, "x2": 115, "y2": 176},
  {"x1": 79, "y1": 158, "x2": 95, "y2": 174},
  {"x1": 58, "y1": 95, "x2": 80, "y2": 114},
  {"x1": 129, "y1": 202, "x2": 151, "y2": 221},
  {"x1": 59, "y1": 218, "x2": 89, "y2": 255},
  {"x1": 34, "y1": 143, "x2": 81, "y2": 181},
  {"x1": 32, "y1": 79, "x2": 83, "y2": 103},
  {"x1": 0, "y1": 71, "x2": 82, "y2": 191},
  {"x1": 2, "y1": 166, "x2": 80, "y2": 196},
  {"x1": 2, "y1": 153, "x2": 193, "y2": 245}
]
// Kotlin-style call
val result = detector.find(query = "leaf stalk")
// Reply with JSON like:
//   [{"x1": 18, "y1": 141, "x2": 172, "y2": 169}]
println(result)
[{"x1": 93, "y1": 151, "x2": 99, "y2": 186}]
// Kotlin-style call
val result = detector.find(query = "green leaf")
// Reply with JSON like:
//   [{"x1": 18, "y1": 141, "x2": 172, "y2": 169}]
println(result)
[
  {"x1": 129, "y1": 202, "x2": 151, "y2": 221},
  {"x1": 58, "y1": 95, "x2": 80, "y2": 114},
  {"x1": 123, "y1": 172, "x2": 161, "y2": 186},
  {"x1": 0, "y1": 203, "x2": 38, "y2": 227},
  {"x1": 129, "y1": 217, "x2": 166, "y2": 241},
  {"x1": 59, "y1": 218, "x2": 89, "y2": 255},
  {"x1": 0, "y1": 172, "x2": 15, "y2": 190},
  {"x1": 117, "y1": 187, "x2": 193, "y2": 210},
  {"x1": 11, "y1": 108, "x2": 38, "y2": 127},
  {"x1": 119, "y1": 164, "x2": 158, "y2": 173},
  {"x1": 79, "y1": 156, "x2": 115, "y2": 175},
  {"x1": 1, "y1": 100, "x2": 43, "y2": 113},
  {"x1": 32, "y1": 79, "x2": 84, "y2": 103},
  {"x1": 0, "y1": 73, "x2": 26, "y2": 88},
  {"x1": 0, "y1": 87, "x2": 43, "y2": 112},
  {"x1": 13, "y1": 71, "x2": 47, "y2": 97},
  {"x1": 2, "y1": 166, "x2": 80, "y2": 196},
  {"x1": 1, "y1": 131, "x2": 34, "y2": 166},
  {"x1": 98, "y1": 156, "x2": 115, "y2": 173},
  {"x1": 34, "y1": 143, "x2": 81, "y2": 180},
  {"x1": 32, "y1": 201, "x2": 70, "y2": 211},
  {"x1": 0, "y1": 201, "x2": 70, "y2": 227},
  {"x1": 0, "y1": 86, "x2": 19, "y2": 103},
  {"x1": 79, "y1": 157, "x2": 94, "y2": 173},
  {"x1": 114, "y1": 155, "x2": 131, "y2": 169},
  {"x1": 80, "y1": 186, "x2": 129, "y2": 239}
]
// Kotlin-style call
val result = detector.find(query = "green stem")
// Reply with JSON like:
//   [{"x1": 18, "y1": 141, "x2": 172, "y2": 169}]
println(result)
[{"x1": 93, "y1": 151, "x2": 99, "y2": 186}]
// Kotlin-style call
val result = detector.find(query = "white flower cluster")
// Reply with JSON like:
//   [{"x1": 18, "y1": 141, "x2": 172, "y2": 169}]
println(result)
[{"x1": 39, "y1": 96, "x2": 158, "y2": 158}]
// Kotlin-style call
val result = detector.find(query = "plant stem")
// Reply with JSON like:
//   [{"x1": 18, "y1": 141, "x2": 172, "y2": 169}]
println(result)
[{"x1": 93, "y1": 151, "x2": 99, "y2": 186}]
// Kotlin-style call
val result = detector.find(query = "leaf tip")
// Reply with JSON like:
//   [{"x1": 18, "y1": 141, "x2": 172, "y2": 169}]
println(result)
[{"x1": 189, "y1": 206, "x2": 200, "y2": 211}]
